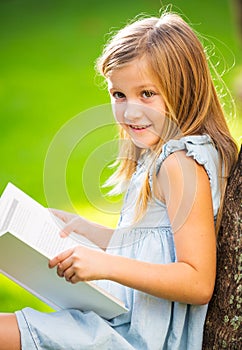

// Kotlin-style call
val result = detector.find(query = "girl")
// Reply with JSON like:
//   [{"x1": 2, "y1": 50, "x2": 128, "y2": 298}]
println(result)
[{"x1": 0, "y1": 11, "x2": 238, "y2": 350}]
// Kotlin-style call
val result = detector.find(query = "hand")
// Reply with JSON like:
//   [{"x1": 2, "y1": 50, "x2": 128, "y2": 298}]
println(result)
[
  {"x1": 50, "y1": 208, "x2": 114, "y2": 250},
  {"x1": 48, "y1": 245, "x2": 110, "y2": 283},
  {"x1": 50, "y1": 209, "x2": 90, "y2": 238}
]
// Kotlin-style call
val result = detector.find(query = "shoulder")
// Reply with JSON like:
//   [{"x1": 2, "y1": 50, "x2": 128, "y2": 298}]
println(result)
[
  {"x1": 161, "y1": 149, "x2": 209, "y2": 179},
  {"x1": 160, "y1": 150, "x2": 210, "y2": 194},
  {"x1": 156, "y1": 150, "x2": 210, "y2": 203},
  {"x1": 155, "y1": 150, "x2": 214, "y2": 240},
  {"x1": 156, "y1": 134, "x2": 219, "y2": 178},
  {"x1": 154, "y1": 135, "x2": 221, "y2": 216}
]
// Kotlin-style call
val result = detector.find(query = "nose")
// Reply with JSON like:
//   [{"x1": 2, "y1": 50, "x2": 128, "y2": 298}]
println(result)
[{"x1": 124, "y1": 102, "x2": 145, "y2": 123}]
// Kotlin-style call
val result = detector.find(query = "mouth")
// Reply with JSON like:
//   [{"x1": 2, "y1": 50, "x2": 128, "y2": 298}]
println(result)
[{"x1": 128, "y1": 124, "x2": 151, "y2": 131}]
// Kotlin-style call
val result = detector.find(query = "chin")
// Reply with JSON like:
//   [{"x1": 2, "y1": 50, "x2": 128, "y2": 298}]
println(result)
[
  {"x1": 132, "y1": 140, "x2": 150, "y2": 149},
  {"x1": 131, "y1": 138, "x2": 158, "y2": 149}
]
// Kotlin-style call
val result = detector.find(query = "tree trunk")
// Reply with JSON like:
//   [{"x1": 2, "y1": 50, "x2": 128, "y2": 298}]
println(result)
[{"x1": 202, "y1": 146, "x2": 242, "y2": 349}]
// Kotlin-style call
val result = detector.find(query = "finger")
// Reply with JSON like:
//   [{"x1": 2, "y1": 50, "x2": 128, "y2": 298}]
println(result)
[
  {"x1": 64, "y1": 271, "x2": 80, "y2": 284},
  {"x1": 46, "y1": 211, "x2": 71, "y2": 238},
  {"x1": 59, "y1": 219, "x2": 79, "y2": 238},
  {"x1": 59, "y1": 228, "x2": 70, "y2": 238},
  {"x1": 48, "y1": 248, "x2": 73, "y2": 268},
  {"x1": 69, "y1": 273, "x2": 78, "y2": 284},
  {"x1": 64, "y1": 269, "x2": 76, "y2": 282},
  {"x1": 56, "y1": 257, "x2": 73, "y2": 277},
  {"x1": 48, "y1": 209, "x2": 69, "y2": 223}
]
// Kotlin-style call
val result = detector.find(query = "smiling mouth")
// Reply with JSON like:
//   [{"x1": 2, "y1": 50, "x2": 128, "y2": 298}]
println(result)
[{"x1": 129, "y1": 124, "x2": 151, "y2": 130}]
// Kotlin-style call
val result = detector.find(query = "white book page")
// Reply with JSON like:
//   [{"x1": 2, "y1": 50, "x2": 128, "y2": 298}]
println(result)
[
  {"x1": 0, "y1": 183, "x2": 97, "y2": 258},
  {"x1": 0, "y1": 183, "x2": 128, "y2": 319}
]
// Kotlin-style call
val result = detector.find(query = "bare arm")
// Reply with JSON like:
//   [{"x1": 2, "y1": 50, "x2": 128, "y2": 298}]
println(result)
[
  {"x1": 50, "y1": 152, "x2": 216, "y2": 305},
  {"x1": 106, "y1": 152, "x2": 216, "y2": 304}
]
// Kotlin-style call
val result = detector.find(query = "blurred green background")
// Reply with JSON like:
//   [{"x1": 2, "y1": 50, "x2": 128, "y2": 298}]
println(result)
[{"x1": 0, "y1": 0, "x2": 241, "y2": 312}]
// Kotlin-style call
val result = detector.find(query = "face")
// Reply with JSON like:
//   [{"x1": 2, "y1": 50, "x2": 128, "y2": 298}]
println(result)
[{"x1": 107, "y1": 58, "x2": 166, "y2": 149}]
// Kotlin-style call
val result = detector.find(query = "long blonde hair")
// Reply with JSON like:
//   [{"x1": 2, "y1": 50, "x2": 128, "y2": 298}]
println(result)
[{"x1": 96, "y1": 12, "x2": 238, "y2": 231}]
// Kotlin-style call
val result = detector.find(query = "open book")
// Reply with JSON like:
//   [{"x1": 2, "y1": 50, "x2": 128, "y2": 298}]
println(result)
[{"x1": 0, "y1": 183, "x2": 128, "y2": 319}]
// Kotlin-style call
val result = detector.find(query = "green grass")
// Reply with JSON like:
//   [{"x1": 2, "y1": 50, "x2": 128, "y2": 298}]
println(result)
[{"x1": 0, "y1": 0, "x2": 241, "y2": 312}]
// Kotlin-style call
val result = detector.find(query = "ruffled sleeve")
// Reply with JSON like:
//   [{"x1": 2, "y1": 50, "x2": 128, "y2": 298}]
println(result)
[{"x1": 156, "y1": 134, "x2": 221, "y2": 217}]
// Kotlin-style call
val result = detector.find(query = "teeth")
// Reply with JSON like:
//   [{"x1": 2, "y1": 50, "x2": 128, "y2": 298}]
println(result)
[{"x1": 130, "y1": 125, "x2": 149, "y2": 130}]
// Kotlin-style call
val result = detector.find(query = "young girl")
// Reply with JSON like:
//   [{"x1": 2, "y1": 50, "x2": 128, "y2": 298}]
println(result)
[{"x1": 0, "y1": 11, "x2": 238, "y2": 350}]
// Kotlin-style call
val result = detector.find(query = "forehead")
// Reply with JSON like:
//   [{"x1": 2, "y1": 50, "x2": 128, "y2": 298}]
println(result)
[{"x1": 107, "y1": 57, "x2": 158, "y2": 88}]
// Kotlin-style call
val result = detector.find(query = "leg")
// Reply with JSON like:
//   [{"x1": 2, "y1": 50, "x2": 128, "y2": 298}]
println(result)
[{"x1": 0, "y1": 313, "x2": 21, "y2": 350}]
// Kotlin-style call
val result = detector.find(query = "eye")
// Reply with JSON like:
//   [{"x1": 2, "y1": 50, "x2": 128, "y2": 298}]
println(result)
[
  {"x1": 112, "y1": 91, "x2": 126, "y2": 100},
  {"x1": 142, "y1": 90, "x2": 156, "y2": 99}
]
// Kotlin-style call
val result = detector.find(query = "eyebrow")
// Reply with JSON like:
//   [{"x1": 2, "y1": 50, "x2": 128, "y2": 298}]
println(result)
[
  {"x1": 108, "y1": 84, "x2": 158, "y2": 91},
  {"x1": 137, "y1": 84, "x2": 158, "y2": 90}
]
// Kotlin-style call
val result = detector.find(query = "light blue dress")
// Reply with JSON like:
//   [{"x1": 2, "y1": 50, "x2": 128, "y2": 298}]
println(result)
[{"x1": 15, "y1": 134, "x2": 220, "y2": 350}]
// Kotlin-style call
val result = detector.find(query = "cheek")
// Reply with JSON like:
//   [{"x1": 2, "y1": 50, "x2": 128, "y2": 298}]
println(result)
[{"x1": 111, "y1": 103, "x2": 126, "y2": 125}]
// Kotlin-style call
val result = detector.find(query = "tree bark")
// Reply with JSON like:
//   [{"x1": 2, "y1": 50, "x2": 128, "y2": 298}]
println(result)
[{"x1": 202, "y1": 146, "x2": 242, "y2": 349}]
